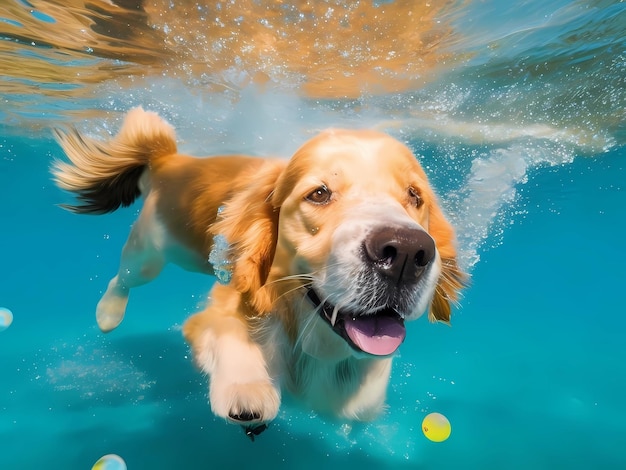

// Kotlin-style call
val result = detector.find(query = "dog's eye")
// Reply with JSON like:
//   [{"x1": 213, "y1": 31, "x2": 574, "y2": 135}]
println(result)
[
  {"x1": 408, "y1": 186, "x2": 423, "y2": 208},
  {"x1": 305, "y1": 185, "x2": 332, "y2": 205}
]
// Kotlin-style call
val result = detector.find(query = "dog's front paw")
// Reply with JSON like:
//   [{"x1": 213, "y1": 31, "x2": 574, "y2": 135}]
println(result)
[{"x1": 210, "y1": 380, "x2": 280, "y2": 425}]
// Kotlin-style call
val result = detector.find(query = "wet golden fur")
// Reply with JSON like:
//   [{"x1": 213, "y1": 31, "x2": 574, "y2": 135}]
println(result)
[{"x1": 53, "y1": 107, "x2": 465, "y2": 426}]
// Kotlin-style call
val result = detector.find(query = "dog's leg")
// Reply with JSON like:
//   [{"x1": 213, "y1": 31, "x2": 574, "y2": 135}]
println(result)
[
  {"x1": 340, "y1": 358, "x2": 393, "y2": 421},
  {"x1": 184, "y1": 285, "x2": 281, "y2": 425},
  {"x1": 97, "y1": 198, "x2": 165, "y2": 332},
  {"x1": 206, "y1": 322, "x2": 280, "y2": 425}
]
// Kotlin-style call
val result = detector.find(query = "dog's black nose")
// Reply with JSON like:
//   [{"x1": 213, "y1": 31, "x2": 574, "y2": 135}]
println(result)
[{"x1": 364, "y1": 225, "x2": 436, "y2": 284}]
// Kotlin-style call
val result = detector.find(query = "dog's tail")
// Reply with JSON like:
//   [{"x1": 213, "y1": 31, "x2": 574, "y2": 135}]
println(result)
[{"x1": 51, "y1": 107, "x2": 177, "y2": 214}]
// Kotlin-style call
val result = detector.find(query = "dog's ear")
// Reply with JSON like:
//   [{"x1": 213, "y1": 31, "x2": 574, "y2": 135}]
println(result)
[
  {"x1": 426, "y1": 199, "x2": 468, "y2": 324},
  {"x1": 209, "y1": 160, "x2": 286, "y2": 314},
  {"x1": 429, "y1": 257, "x2": 467, "y2": 324}
]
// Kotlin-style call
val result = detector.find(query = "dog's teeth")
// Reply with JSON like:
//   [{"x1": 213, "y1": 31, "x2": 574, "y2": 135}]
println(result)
[{"x1": 330, "y1": 305, "x2": 340, "y2": 327}]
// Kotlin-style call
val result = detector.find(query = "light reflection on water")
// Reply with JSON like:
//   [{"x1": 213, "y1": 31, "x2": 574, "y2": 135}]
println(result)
[{"x1": 1, "y1": 0, "x2": 624, "y2": 148}]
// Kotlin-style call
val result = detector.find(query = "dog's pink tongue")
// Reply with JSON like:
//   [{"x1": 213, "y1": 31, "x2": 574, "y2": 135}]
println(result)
[{"x1": 344, "y1": 315, "x2": 406, "y2": 356}]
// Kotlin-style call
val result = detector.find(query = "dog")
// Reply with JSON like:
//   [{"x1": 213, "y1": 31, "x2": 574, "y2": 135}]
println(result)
[{"x1": 52, "y1": 107, "x2": 465, "y2": 433}]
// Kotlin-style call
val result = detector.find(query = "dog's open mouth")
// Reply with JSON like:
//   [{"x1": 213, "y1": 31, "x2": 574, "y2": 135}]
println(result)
[{"x1": 306, "y1": 289, "x2": 406, "y2": 356}]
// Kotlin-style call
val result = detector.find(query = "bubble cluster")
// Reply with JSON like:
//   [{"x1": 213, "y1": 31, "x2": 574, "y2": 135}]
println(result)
[
  {"x1": 45, "y1": 338, "x2": 155, "y2": 403},
  {"x1": 208, "y1": 233, "x2": 233, "y2": 285}
]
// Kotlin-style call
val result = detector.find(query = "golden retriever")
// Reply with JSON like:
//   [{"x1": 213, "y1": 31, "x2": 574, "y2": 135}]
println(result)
[{"x1": 52, "y1": 107, "x2": 465, "y2": 435}]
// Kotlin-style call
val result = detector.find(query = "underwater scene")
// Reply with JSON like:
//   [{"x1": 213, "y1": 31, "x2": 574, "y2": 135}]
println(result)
[{"x1": 1, "y1": 0, "x2": 625, "y2": 468}]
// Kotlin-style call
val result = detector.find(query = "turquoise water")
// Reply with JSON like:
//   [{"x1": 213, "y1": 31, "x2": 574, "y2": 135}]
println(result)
[{"x1": 1, "y1": 1, "x2": 625, "y2": 468}]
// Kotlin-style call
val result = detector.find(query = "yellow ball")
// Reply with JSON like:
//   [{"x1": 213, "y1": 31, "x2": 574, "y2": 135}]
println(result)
[{"x1": 422, "y1": 412, "x2": 451, "y2": 442}]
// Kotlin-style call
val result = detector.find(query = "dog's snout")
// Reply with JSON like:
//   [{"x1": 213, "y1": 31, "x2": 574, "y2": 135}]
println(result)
[{"x1": 364, "y1": 226, "x2": 436, "y2": 283}]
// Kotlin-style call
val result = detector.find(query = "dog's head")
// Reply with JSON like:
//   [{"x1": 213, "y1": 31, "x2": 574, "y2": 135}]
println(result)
[{"x1": 212, "y1": 129, "x2": 466, "y2": 357}]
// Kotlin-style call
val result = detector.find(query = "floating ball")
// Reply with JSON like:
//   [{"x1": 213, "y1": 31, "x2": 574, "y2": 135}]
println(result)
[
  {"x1": 92, "y1": 454, "x2": 127, "y2": 470},
  {"x1": 422, "y1": 412, "x2": 451, "y2": 442},
  {"x1": 0, "y1": 307, "x2": 13, "y2": 331}
]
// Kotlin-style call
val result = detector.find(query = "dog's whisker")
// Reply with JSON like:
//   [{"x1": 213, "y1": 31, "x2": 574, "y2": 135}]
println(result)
[
  {"x1": 292, "y1": 302, "x2": 319, "y2": 352},
  {"x1": 263, "y1": 273, "x2": 315, "y2": 288},
  {"x1": 270, "y1": 281, "x2": 312, "y2": 306},
  {"x1": 278, "y1": 273, "x2": 315, "y2": 282}
]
